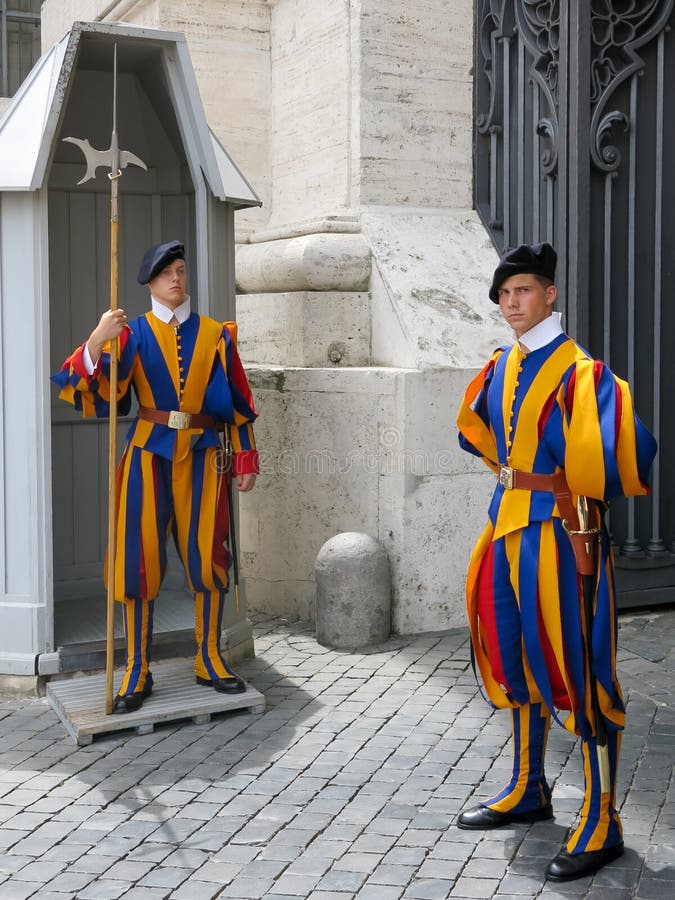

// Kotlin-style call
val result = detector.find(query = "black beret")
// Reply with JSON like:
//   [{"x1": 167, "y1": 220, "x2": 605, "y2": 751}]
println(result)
[
  {"x1": 137, "y1": 240, "x2": 185, "y2": 285},
  {"x1": 489, "y1": 242, "x2": 557, "y2": 303}
]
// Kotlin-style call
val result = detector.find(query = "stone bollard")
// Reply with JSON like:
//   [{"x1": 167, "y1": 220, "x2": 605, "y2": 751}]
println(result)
[{"x1": 315, "y1": 532, "x2": 391, "y2": 649}]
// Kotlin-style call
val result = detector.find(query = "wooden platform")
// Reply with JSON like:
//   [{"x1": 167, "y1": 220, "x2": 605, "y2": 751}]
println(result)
[{"x1": 47, "y1": 659, "x2": 265, "y2": 746}]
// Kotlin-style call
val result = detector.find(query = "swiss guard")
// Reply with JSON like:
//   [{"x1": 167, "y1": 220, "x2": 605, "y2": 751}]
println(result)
[
  {"x1": 53, "y1": 240, "x2": 259, "y2": 714},
  {"x1": 455, "y1": 243, "x2": 657, "y2": 881}
]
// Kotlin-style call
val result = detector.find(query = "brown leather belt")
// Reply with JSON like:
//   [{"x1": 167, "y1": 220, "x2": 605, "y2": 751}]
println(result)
[
  {"x1": 498, "y1": 465, "x2": 557, "y2": 492},
  {"x1": 138, "y1": 406, "x2": 216, "y2": 430},
  {"x1": 499, "y1": 465, "x2": 600, "y2": 575}
]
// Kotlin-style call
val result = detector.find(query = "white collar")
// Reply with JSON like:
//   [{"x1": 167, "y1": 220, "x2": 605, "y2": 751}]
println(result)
[
  {"x1": 151, "y1": 294, "x2": 191, "y2": 324},
  {"x1": 516, "y1": 311, "x2": 563, "y2": 352}
]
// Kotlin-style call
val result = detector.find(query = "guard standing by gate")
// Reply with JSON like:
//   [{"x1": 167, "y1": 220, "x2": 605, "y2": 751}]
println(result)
[
  {"x1": 455, "y1": 243, "x2": 657, "y2": 880},
  {"x1": 53, "y1": 240, "x2": 259, "y2": 714}
]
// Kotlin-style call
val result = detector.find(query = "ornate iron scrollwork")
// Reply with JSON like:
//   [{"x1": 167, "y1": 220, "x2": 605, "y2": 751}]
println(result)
[
  {"x1": 515, "y1": 1, "x2": 561, "y2": 175},
  {"x1": 476, "y1": 0, "x2": 514, "y2": 135},
  {"x1": 590, "y1": 0, "x2": 674, "y2": 171}
]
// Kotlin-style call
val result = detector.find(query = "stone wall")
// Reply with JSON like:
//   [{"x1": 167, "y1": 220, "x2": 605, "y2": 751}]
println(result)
[
  {"x1": 239, "y1": 364, "x2": 496, "y2": 632},
  {"x1": 268, "y1": 0, "x2": 355, "y2": 224},
  {"x1": 358, "y1": 0, "x2": 475, "y2": 208}
]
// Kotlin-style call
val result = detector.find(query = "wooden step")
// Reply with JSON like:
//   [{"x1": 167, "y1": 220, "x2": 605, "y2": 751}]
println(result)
[{"x1": 47, "y1": 658, "x2": 265, "y2": 745}]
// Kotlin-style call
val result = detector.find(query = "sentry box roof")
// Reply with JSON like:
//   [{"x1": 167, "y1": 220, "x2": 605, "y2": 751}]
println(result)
[{"x1": 0, "y1": 20, "x2": 261, "y2": 209}]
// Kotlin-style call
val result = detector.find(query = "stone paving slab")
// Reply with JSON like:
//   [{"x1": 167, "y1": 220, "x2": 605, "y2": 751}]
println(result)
[{"x1": 0, "y1": 609, "x2": 673, "y2": 898}]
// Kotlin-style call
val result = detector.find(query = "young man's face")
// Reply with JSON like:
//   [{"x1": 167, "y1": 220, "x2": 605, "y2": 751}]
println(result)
[
  {"x1": 497, "y1": 273, "x2": 557, "y2": 338},
  {"x1": 148, "y1": 258, "x2": 187, "y2": 309}
]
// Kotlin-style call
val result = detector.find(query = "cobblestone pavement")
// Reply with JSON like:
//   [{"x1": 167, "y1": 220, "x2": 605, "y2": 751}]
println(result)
[{"x1": 0, "y1": 609, "x2": 673, "y2": 900}]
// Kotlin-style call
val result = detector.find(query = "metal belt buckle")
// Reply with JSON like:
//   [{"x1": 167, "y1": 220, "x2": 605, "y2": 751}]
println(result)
[
  {"x1": 167, "y1": 410, "x2": 192, "y2": 430},
  {"x1": 499, "y1": 465, "x2": 514, "y2": 490}
]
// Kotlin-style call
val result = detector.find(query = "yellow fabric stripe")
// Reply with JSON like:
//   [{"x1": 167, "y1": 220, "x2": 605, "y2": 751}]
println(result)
[
  {"x1": 114, "y1": 455, "x2": 133, "y2": 603},
  {"x1": 229, "y1": 422, "x2": 257, "y2": 454},
  {"x1": 615, "y1": 377, "x2": 650, "y2": 496},
  {"x1": 494, "y1": 340, "x2": 584, "y2": 540},
  {"x1": 537, "y1": 523, "x2": 576, "y2": 709},
  {"x1": 171, "y1": 454, "x2": 193, "y2": 590},
  {"x1": 567, "y1": 741, "x2": 593, "y2": 853},
  {"x1": 145, "y1": 313, "x2": 180, "y2": 399},
  {"x1": 562, "y1": 359, "x2": 606, "y2": 499},
  {"x1": 207, "y1": 593, "x2": 227, "y2": 678},
  {"x1": 197, "y1": 449, "x2": 219, "y2": 590},
  {"x1": 490, "y1": 703, "x2": 531, "y2": 812},
  {"x1": 119, "y1": 602, "x2": 136, "y2": 695},
  {"x1": 501, "y1": 345, "x2": 523, "y2": 456},
  {"x1": 456, "y1": 352, "x2": 503, "y2": 469},
  {"x1": 182, "y1": 316, "x2": 221, "y2": 412},
  {"x1": 129, "y1": 354, "x2": 155, "y2": 410}
]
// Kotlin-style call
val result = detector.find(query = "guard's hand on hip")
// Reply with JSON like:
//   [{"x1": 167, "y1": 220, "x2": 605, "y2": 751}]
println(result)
[{"x1": 236, "y1": 473, "x2": 257, "y2": 492}]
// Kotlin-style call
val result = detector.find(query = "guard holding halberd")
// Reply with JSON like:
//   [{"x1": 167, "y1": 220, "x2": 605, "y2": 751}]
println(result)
[
  {"x1": 53, "y1": 240, "x2": 258, "y2": 714},
  {"x1": 455, "y1": 243, "x2": 657, "y2": 881}
]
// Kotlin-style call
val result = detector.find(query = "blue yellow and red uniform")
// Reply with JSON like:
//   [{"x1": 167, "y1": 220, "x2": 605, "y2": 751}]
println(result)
[
  {"x1": 52, "y1": 304, "x2": 258, "y2": 701},
  {"x1": 456, "y1": 313, "x2": 656, "y2": 862}
]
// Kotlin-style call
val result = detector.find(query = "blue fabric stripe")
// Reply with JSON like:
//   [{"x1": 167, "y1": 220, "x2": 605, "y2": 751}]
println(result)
[
  {"x1": 517, "y1": 525, "x2": 564, "y2": 726},
  {"x1": 136, "y1": 316, "x2": 178, "y2": 409},
  {"x1": 595, "y1": 366, "x2": 621, "y2": 498},
  {"x1": 491, "y1": 538, "x2": 529, "y2": 705},
  {"x1": 554, "y1": 516, "x2": 589, "y2": 732},
  {"x1": 124, "y1": 448, "x2": 143, "y2": 599},
  {"x1": 178, "y1": 313, "x2": 199, "y2": 375}
]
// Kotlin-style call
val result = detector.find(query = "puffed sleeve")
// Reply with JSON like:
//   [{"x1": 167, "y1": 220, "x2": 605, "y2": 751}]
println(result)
[
  {"x1": 205, "y1": 322, "x2": 259, "y2": 475},
  {"x1": 456, "y1": 349, "x2": 504, "y2": 474},
  {"x1": 51, "y1": 327, "x2": 137, "y2": 418},
  {"x1": 558, "y1": 358, "x2": 656, "y2": 501}
]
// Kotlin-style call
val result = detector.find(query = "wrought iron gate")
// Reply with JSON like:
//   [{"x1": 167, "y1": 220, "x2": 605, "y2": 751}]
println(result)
[{"x1": 475, "y1": 0, "x2": 675, "y2": 607}]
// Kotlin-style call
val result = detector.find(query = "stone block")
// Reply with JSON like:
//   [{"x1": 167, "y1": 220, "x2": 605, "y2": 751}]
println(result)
[
  {"x1": 315, "y1": 533, "x2": 391, "y2": 649},
  {"x1": 237, "y1": 291, "x2": 371, "y2": 368}
]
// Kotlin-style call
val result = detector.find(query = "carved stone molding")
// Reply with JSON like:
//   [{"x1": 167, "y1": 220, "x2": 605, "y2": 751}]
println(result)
[{"x1": 235, "y1": 232, "x2": 371, "y2": 294}]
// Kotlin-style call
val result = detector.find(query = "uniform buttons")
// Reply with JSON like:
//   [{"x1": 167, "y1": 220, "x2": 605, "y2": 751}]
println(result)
[
  {"x1": 179, "y1": 367, "x2": 184, "y2": 373},
  {"x1": 177, "y1": 355, "x2": 183, "y2": 361}
]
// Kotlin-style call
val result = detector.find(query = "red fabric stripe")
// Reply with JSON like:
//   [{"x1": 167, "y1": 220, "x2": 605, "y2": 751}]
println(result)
[
  {"x1": 536, "y1": 587, "x2": 570, "y2": 709},
  {"x1": 538, "y1": 389, "x2": 558, "y2": 440},
  {"x1": 476, "y1": 542, "x2": 508, "y2": 689},
  {"x1": 614, "y1": 380, "x2": 622, "y2": 446},
  {"x1": 225, "y1": 326, "x2": 258, "y2": 413},
  {"x1": 234, "y1": 449, "x2": 259, "y2": 475}
]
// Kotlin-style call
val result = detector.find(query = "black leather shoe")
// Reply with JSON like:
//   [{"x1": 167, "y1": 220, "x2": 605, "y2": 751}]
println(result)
[
  {"x1": 196, "y1": 674, "x2": 246, "y2": 694},
  {"x1": 112, "y1": 682, "x2": 153, "y2": 714},
  {"x1": 545, "y1": 842, "x2": 624, "y2": 881},
  {"x1": 457, "y1": 803, "x2": 554, "y2": 830}
]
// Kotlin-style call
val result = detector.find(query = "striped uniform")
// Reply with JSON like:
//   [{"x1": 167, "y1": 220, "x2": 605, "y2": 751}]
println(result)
[
  {"x1": 457, "y1": 332, "x2": 656, "y2": 854},
  {"x1": 53, "y1": 312, "x2": 258, "y2": 695}
]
